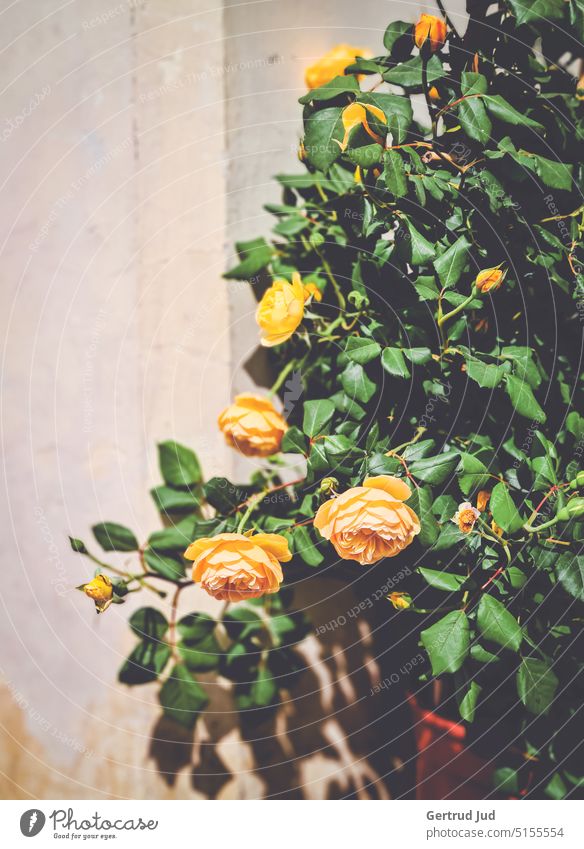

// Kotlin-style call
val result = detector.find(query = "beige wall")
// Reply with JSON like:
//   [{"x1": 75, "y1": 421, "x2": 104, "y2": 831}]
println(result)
[{"x1": 0, "y1": 0, "x2": 465, "y2": 799}]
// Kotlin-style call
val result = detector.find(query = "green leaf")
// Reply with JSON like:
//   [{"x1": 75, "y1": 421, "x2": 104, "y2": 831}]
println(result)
[
  {"x1": 341, "y1": 363, "x2": 377, "y2": 405},
  {"x1": 223, "y1": 608, "x2": 263, "y2": 642},
  {"x1": 157, "y1": 441, "x2": 201, "y2": 487},
  {"x1": 418, "y1": 567, "x2": 465, "y2": 592},
  {"x1": 490, "y1": 482, "x2": 524, "y2": 533},
  {"x1": 151, "y1": 485, "x2": 200, "y2": 514},
  {"x1": 204, "y1": 477, "x2": 248, "y2": 514},
  {"x1": 458, "y1": 680, "x2": 482, "y2": 723},
  {"x1": 493, "y1": 767, "x2": 518, "y2": 794},
  {"x1": 119, "y1": 640, "x2": 171, "y2": 685},
  {"x1": 298, "y1": 74, "x2": 359, "y2": 105},
  {"x1": 403, "y1": 346, "x2": 432, "y2": 365},
  {"x1": 143, "y1": 548, "x2": 184, "y2": 581},
  {"x1": 294, "y1": 524, "x2": 325, "y2": 566},
  {"x1": 410, "y1": 451, "x2": 460, "y2": 485},
  {"x1": 434, "y1": 236, "x2": 471, "y2": 289},
  {"x1": 507, "y1": 0, "x2": 564, "y2": 27},
  {"x1": 420, "y1": 610, "x2": 470, "y2": 676},
  {"x1": 383, "y1": 54, "x2": 444, "y2": 88},
  {"x1": 397, "y1": 219, "x2": 436, "y2": 265},
  {"x1": 129, "y1": 607, "x2": 168, "y2": 641},
  {"x1": 407, "y1": 487, "x2": 440, "y2": 547},
  {"x1": 483, "y1": 95, "x2": 544, "y2": 131},
  {"x1": 432, "y1": 522, "x2": 466, "y2": 551},
  {"x1": 92, "y1": 522, "x2": 138, "y2": 552},
  {"x1": 384, "y1": 149, "x2": 407, "y2": 197},
  {"x1": 177, "y1": 612, "x2": 216, "y2": 642},
  {"x1": 465, "y1": 359, "x2": 509, "y2": 389},
  {"x1": 147, "y1": 518, "x2": 196, "y2": 553},
  {"x1": 477, "y1": 594, "x2": 523, "y2": 652},
  {"x1": 302, "y1": 398, "x2": 335, "y2": 437},
  {"x1": 461, "y1": 72, "x2": 488, "y2": 96},
  {"x1": 345, "y1": 335, "x2": 382, "y2": 365},
  {"x1": 381, "y1": 347, "x2": 410, "y2": 378},
  {"x1": 224, "y1": 236, "x2": 273, "y2": 279},
  {"x1": 383, "y1": 20, "x2": 412, "y2": 53},
  {"x1": 458, "y1": 453, "x2": 491, "y2": 496},
  {"x1": 528, "y1": 153, "x2": 573, "y2": 191},
  {"x1": 458, "y1": 96, "x2": 492, "y2": 144},
  {"x1": 179, "y1": 633, "x2": 221, "y2": 671},
  {"x1": 250, "y1": 666, "x2": 278, "y2": 708},
  {"x1": 505, "y1": 374, "x2": 546, "y2": 423},
  {"x1": 555, "y1": 554, "x2": 584, "y2": 601},
  {"x1": 159, "y1": 664, "x2": 208, "y2": 728},
  {"x1": 516, "y1": 657, "x2": 558, "y2": 716},
  {"x1": 281, "y1": 426, "x2": 309, "y2": 455},
  {"x1": 303, "y1": 106, "x2": 344, "y2": 171}
]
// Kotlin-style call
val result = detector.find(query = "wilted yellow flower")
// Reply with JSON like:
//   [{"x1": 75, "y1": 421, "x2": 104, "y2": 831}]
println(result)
[
  {"x1": 476, "y1": 490, "x2": 491, "y2": 512},
  {"x1": 475, "y1": 266, "x2": 506, "y2": 293},
  {"x1": 256, "y1": 272, "x2": 317, "y2": 346},
  {"x1": 218, "y1": 394, "x2": 288, "y2": 457},
  {"x1": 314, "y1": 475, "x2": 420, "y2": 565},
  {"x1": 305, "y1": 44, "x2": 372, "y2": 90},
  {"x1": 491, "y1": 520, "x2": 504, "y2": 537},
  {"x1": 82, "y1": 574, "x2": 113, "y2": 613},
  {"x1": 388, "y1": 592, "x2": 412, "y2": 610},
  {"x1": 414, "y1": 14, "x2": 447, "y2": 54},
  {"x1": 452, "y1": 501, "x2": 480, "y2": 534},
  {"x1": 184, "y1": 532, "x2": 291, "y2": 602}
]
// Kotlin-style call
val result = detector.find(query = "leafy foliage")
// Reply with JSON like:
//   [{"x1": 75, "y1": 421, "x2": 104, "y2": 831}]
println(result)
[{"x1": 72, "y1": 1, "x2": 584, "y2": 799}]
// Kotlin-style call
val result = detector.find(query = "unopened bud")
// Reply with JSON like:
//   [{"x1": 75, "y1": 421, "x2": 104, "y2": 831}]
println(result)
[
  {"x1": 388, "y1": 592, "x2": 412, "y2": 610},
  {"x1": 320, "y1": 477, "x2": 339, "y2": 496},
  {"x1": 568, "y1": 471, "x2": 584, "y2": 489},
  {"x1": 309, "y1": 231, "x2": 325, "y2": 249},
  {"x1": 81, "y1": 574, "x2": 113, "y2": 613},
  {"x1": 414, "y1": 14, "x2": 447, "y2": 55},
  {"x1": 555, "y1": 498, "x2": 584, "y2": 522},
  {"x1": 475, "y1": 265, "x2": 506, "y2": 294}
]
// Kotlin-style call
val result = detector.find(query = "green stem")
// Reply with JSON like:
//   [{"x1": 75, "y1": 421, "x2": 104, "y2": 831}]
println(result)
[
  {"x1": 421, "y1": 56, "x2": 437, "y2": 140},
  {"x1": 269, "y1": 358, "x2": 297, "y2": 397},
  {"x1": 523, "y1": 516, "x2": 559, "y2": 534},
  {"x1": 237, "y1": 492, "x2": 265, "y2": 534},
  {"x1": 438, "y1": 287, "x2": 477, "y2": 327},
  {"x1": 318, "y1": 251, "x2": 346, "y2": 311}
]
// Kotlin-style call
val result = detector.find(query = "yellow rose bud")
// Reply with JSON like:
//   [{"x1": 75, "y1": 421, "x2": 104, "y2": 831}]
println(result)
[
  {"x1": 475, "y1": 266, "x2": 506, "y2": 293},
  {"x1": 452, "y1": 501, "x2": 480, "y2": 534},
  {"x1": 256, "y1": 272, "x2": 308, "y2": 347},
  {"x1": 577, "y1": 72, "x2": 584, "y2": 101},
  {"x1": 388, "y1": 592, "x2": 412, "y2": 610},
  {"x1": 184, "y1": 532, "x2": 292, "y2": 602},
  {"x1": 339, "y1": 102, "x2": 386, "y2": 151},
  {"x1": 428, "y1": 85, "x2": 441, "y2": 102},
  {"x1": 305, "y1": 44, "x2": 372, "y2": 90},
  {"x1": 218, "y1": 393, "x2": 288, "y2": 458},
  {"x1": 314, "y1": 475, "x2": 420, "y2": 565},
  {"x1": 82, "y1": 574, "x2": 113, "y2": 613},
  {"x1": 414, "y1": 14, "x2": 447, "y2": 54},
  {"x1": 476, "y1": 490, "x2": 491, "y2": 512}
]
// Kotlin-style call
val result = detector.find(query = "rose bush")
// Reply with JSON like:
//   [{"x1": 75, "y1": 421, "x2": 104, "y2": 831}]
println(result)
[{"x1": 72, "y1": 1, "x2": 584, "y2": 798}]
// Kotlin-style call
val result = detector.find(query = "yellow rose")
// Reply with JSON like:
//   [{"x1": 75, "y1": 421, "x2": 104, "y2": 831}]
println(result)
[
  {"x1": 314, "y1": 475, "x2": 420, "y2": 565},
  {"x1": 305, "y1": 44, "x2": 372, "y2": 90},
  {"x1": 256, "y1": 272, "x2": 316, "y2": 346},
  {"x1": 184, "y1": 532, "x2": 292, "y2": 602},
  {"x1": 82, "y1": 574, "x2": 113, "y2": 613},
  {"x1": 218, "y1": 393, "x2": 288, "y2": 457},
  {"x1": 414, "y1": 14, "x2": 447, "y2": 54},
  {"x1": 475, "y1": 266, "x2": 506, "y2": 293}
]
